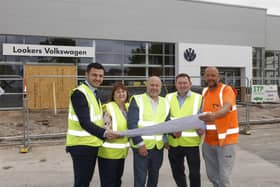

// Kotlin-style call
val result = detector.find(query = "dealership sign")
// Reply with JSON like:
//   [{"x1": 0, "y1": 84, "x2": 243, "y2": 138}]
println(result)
[
  {"x1": 184, "y1": 48, "x2": 196, "y2": 62},
  {"x1": 251, "y1": 85, "x2": 279, "y2": 102},
  {"x1": 3, "y1": 43, "x2": 95, "y2": 58}
]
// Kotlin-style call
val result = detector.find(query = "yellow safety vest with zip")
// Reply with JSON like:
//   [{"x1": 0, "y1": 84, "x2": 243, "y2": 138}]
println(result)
[
  {"x1": 66, "y1": 84, "x2": 104, "y2": 147},
  {"x1": 130, "y1": 93, "x2": 170, "y2": 150},
  {"x1": 166, "y1": 91, "x2": 202, "y2": 147},
  {"x1": 98, "y1": 102, "x2": 129, "y2": 159}
]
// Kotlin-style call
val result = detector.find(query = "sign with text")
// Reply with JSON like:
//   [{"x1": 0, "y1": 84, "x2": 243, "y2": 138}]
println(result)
[
  {"x1": 263, "y1": 85, "x2": 279, "y2": 102},
  {"x1": 3, "y1": 43, "x2": 95, "y2": 58},
  {"x1": 251, "y1": 85, "x2": 279, "y2": 102}
]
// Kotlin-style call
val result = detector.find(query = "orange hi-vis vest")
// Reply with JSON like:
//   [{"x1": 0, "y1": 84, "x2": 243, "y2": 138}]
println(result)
[{"x1": 202, "y1": 83, "x2": 239, "y2": 146}]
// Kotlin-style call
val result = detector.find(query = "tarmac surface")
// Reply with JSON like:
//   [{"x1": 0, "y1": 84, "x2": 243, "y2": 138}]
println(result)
[{"x1": 0, "y1": 124, "x2": 280, "y2": 187}]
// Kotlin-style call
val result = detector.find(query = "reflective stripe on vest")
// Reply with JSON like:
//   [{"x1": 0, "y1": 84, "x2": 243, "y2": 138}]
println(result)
[
  {"x1": 170, "y1": 117, "x2": 199, "y2": 137},
  {"x1": 181, "y1": 131, "x2": 199, "y2": 137},
  {"x1": 132, "y1": 94, "x2": 169, "y2": 149},
  {"x1": 66, "y1": 84, "x2": 103, "y2": 147},
  {"x1": 218, "y1": 127, "x2": 239, "y2": 140},
  {"x1": 168, "y1": 92, "x2": 201, "y2": 138},
  {"x1": 107, "y1": 102, "x2": 118, "y2": 131},
  {"x1": 98, "y1": 102, "x2": 129, "y2": 159},
  {"x1": 102, "y1": 142, "x2": 130, "y2": 149},
  {"x1": 202, "y1": 84, "x2": 239, "y2": 145},
  {"x1": 67, "y1": 129, "x2": 91, "y2": 136},
  {"x1": 68, "y1": 113, "x2": 102, "y2": 122},
  {"x1": 203, "y1": 85, "x2": 237, "y2": 112},
  {"x1": 142, "y1": 135, "x2": 163, "y2": 141},
  {"x1": 206, "y1": 124, "x2": 216, "y2": 130}
]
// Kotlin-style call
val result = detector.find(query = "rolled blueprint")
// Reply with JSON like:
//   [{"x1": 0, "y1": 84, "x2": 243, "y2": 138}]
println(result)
[{"x1": 118, "y1": 114, "x2": 205, "y2": 137}]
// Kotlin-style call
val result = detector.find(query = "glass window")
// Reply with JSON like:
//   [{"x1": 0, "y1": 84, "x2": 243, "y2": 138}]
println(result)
[
  {"x1": 124, "y1": 41, "x2": 145, "y2": 54},
  {"x1": 104, "y1": 66, "x2": 122, "y2": 76},
  {"x1": 46, "y1": 37, "x2": 76, "y2": 46},
  {"x1": 149, "y1": 56, "x2": 163, "y2": 65},
  {"x1": 25, "y1": 36, "x2": 48, "y2": 45},
  {"x1": 265, "y1": 51, "x2": 274, "y2": 69},
  {"x1": 96, "y1": 54, "x2": 123, "y2": 65},
  {"x1": 96, "y1": 40, "x2": 123, "y2": 53},
  {"x1": 165, "y1": 43, "x2": 175, "y2": 55},
  {"x1": 149, "y1": 67, "x2": 162, "y2": 76},
  {"x1": 165, "y1": 56, "x2": 175, "y2": 65},
  {"x1": 76, "y1": 39, "x2": 93, "y2": 47},
  {"x1": 124, "y1": 55, "x2": 145, "y2": 65},
  {"x1": 7, "y1": 35, "x2": 24, "y2": 43},
  {"x1": 0, "y1": 64, "x2": 23, "y2": 108},
  {"x1": 165, "y1": 67, "x2": 175, "y2": 76},
  {"x1": 148, "y1": 43, "x2": 163, "y2": 54},
  {"x1": 124, "y1": 67, "x2": 146, "y2": 76},
  {"x1": 0, "y1": 35, "x2": 6, "y2": 61}
]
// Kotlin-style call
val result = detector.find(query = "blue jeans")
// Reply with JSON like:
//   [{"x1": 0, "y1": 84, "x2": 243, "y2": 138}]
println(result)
[{"x1": 132, "y1": 148, "x2": 163, "y2": 187}]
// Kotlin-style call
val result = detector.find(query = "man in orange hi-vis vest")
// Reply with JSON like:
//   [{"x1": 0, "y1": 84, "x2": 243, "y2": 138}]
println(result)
[{"x1": 199, "y1": 67, "x2": 239, "y2": 187}]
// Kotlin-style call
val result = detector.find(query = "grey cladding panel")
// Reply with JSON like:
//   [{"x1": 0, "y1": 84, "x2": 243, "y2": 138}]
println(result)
[
  {"x1": 0, "y1": 0, "x2": 266, "y2": 46},
  {"x1": 266, "y1": 15, "x2": 280, "y2": 50}
]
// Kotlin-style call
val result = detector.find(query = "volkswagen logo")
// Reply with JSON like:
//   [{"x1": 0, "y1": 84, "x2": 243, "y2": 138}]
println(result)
[{"x1": 184, "y1": 48, "x2": 196, "y2": 62}]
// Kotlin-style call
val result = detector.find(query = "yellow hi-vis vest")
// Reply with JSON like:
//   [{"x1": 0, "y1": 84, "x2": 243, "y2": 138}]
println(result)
[
  {"x1": 66, "y1": 84, "x2": 104, "y2": 147},
  {"x1": 98, "y1": 102, "x2": 129, "y2": 159},
  {"x1": 130, "y1": 93, "x2": 170, "y2": 150},
  {"x1": 166, "y1": 91, "x2": 202, "y2": 147}
]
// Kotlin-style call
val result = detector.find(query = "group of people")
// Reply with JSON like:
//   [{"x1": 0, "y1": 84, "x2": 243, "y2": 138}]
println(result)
[{"x1": 65, "y1": 62, "x2": 239, "y2": 187}]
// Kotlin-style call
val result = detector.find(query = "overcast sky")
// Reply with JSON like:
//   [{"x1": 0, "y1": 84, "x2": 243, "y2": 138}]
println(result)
[{"x1": 197, "y1": 0, "x2": 280, "y2": 15}]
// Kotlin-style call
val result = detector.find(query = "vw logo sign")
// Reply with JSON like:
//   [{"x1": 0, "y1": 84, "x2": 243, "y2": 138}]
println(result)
[{"x1": 184, "y1": 48, "x2": 196, "y2": 62}]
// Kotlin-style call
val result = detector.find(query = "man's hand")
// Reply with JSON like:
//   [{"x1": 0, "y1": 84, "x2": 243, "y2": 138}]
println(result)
[
  {"x1": 105, "y1": 129, "x2": 120, "y2": 140},
  {"x1": 196, "y1": 128, "x2": 205, "y2": 136},
  {"x1": 199, "y1": 112, "x2": 216, "y2": 123},
  {"x1": 173, "y1": 131, "x2": 182, "y2": 138},
  {"x1": 138, "y1": 145, "x2": 148, "y2": 157},
  {"x1": 164, "y1": 142, "x2": 170, "y2": 150}
]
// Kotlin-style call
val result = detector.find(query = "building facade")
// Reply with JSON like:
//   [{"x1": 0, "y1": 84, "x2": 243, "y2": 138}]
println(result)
[{"x1": 0, "y1": 0, "x2": 280, "y2": 108}]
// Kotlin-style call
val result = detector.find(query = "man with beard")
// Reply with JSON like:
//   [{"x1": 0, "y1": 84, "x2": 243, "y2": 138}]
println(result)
[{"x1": 199, "y1": 67, "x2": 239, "y2": 187}]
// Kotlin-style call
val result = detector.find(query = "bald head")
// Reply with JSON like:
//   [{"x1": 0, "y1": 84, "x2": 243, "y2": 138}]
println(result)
[
  {"x1": 205, "y1": 67, "x2": 219, "y2": 75},
  {"x1": 147, "y1": 76, "x2": 162, "y2": 99},
  {"x1": 204, "y1": 66, "x2": 220, "y2": 89}
]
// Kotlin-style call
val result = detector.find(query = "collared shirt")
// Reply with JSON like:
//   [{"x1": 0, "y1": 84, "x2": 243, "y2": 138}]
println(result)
[
  {"x1": 85, "y1": 80, "x2": 100, "y2": 103},
  {"x1": 127, "y1": 95, "x2": 170, "y2": 147},
  {"x1": 177, "y1": 90, "x2": 191, "y2": 108},
  {"x1": 85, "y1": 80, "x2": 97, "y2": 94},
  {"x1": 148, "y1": 95, "x2": 159, "y2": 112}
]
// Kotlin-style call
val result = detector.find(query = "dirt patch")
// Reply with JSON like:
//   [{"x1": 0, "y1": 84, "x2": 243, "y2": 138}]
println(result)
[
  {"x1": 0, "y1": 109, "x2": 67, "y2": 137},
  {"x1": 0, "y1": 104, "x2": 280, "y2": 137}
]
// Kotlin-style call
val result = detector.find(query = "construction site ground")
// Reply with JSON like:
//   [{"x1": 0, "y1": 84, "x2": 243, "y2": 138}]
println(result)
[{"x1": 0, "y1": 103, "x2": 280, "y2": 186}]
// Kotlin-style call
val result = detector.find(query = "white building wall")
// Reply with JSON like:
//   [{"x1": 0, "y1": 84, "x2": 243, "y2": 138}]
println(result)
[{"x1": 178, "y1": 43, "x2": 252, "y2": 86}]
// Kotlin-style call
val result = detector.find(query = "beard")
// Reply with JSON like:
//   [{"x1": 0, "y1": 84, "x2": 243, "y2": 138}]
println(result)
[{"x1": 207, "y1": 81, "x2": 218, "y2": 88}]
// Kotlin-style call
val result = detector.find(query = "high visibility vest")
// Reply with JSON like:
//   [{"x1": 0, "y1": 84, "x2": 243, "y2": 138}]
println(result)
[
  {"x1": 202, "y1": 83, "x2": 239, "y2": 147},
  {"x1": 66, "y1": 84, "x2": 104, "y2": 147},
  {"x1": 166, "y1": 91, "x2": 202, "y2": 147},
  {"x1": 130, "y1": 93, "x2": 169, "y2": 150},
  {"x1": 98, "y1": 102, "x2": 129, "y2": 159}
]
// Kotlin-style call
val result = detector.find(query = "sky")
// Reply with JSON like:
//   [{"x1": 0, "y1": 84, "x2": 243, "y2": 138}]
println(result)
[{"x1": 197, "y1": 0, "x2": 280, "y2": 15}]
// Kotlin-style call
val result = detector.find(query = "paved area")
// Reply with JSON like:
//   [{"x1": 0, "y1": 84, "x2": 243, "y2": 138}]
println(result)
[{"x1": 0, "y1": 124, "x2": 280, "y2": 187}]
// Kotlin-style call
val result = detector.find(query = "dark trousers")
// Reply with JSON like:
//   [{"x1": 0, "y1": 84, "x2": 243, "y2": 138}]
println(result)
[
  {"x1": 168, "y1": 146, "x2": 201, "y2": 187},
  {"x1": 67, "y1": 146, "x2": 99, "y2": 187},
  {"x1": 132, "y1": 148, "x2": 163, "y2": 187},
  {"x1": 98, "y1": 157, "x2": 125, "y2": 187}
]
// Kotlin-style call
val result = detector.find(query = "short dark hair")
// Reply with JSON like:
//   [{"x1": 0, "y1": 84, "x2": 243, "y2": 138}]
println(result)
[
  {"x1": 175, "y1": 73, "x2": 191, "y2": 82},
  {"x1": 110, "y1": 82, "x2": 129, "y2": 102},
  {"x1": 86, "y1": 62, "x2": 105, "y2": 73}
]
